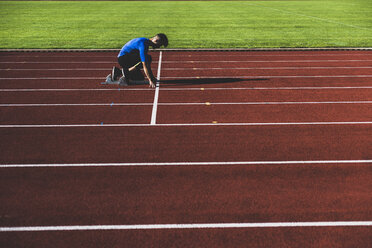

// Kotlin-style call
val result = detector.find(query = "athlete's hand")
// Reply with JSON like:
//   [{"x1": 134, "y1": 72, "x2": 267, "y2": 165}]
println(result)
[{"x1": 149, "y1": 80, "x2": 156, "y2": 88}]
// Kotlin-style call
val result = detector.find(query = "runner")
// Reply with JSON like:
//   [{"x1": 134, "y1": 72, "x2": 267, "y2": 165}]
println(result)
[{"x1": 106, "y1": 33, "x2": 168, "y2": 88}]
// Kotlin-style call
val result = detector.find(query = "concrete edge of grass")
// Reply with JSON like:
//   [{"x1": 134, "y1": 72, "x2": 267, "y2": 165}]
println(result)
[{"x1": 1, "y1": 48, "x2": 372, "y2": 52}]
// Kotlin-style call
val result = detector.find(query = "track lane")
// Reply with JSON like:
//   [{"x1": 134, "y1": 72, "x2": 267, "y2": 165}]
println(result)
[
  {"x1": 1, "y1": 227, "x2": 371, "y2": 248},
  {"x1": 0, "y1": 67, "x2": 159, "y2": 78},
  {"x1": 3, "y1": 68, "x2": 371, "y2": 78},
  {"x1": 160, "y1": 77, "x2": 372, "y2": 88},
  {"x1": 158, "y1": 88, "x2": 372, "y2": 102},
  {"x1": 164, "y1": 51, "x2": 372, "y2": 56},
  {"x1": 0, "y1": 62, "x2": 159, "y2": 70},
  {"x1": 161, "y1": 68, "x2": 372, "y2": 77},
  {"x1": 0, "y1": 90, "x2": 154, "y2": 104},
  {"x1": 0, "y1": 79, "x2": 148, "y2": 89},
  {"x1": 156, "y1": 104, "x2": 372, "y2": 124},
  {"x1": 161, "y1": 59, "x2": 372, "y2": 64},
  {"x1": 1, "y1": 125, "x2": 371, "y2": 164},
  {"x1": 2, "y1": 103, "x2": 371, "y2": 125},
  {"x1": 2, "y1": 88, "x2": 371, "y2": 104},
  {"x1": 1, "y1": 163, "x2": 372, "y2": 226},
  {"x1": 2, "y1": 61, "x2": 371, "y2": 70},
  {"x1": 3, "y1": 70, "x2": 372, "y2": 80},
  {"x1": 0, "y1": 105, "x2": 152, "y2": 125},
  {"x1": 2, "y1": 78, "x2": 372, "y2": 90}
]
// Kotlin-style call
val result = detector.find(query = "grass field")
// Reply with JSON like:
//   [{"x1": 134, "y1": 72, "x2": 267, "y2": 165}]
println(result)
[{"x1": 0, "y1": 0, "x2": 371, "y2": 49}]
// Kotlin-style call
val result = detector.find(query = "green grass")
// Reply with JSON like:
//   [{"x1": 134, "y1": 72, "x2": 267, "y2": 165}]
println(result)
[{"x1": 0, "y1": 1, "x2": 371, "y2": 49}]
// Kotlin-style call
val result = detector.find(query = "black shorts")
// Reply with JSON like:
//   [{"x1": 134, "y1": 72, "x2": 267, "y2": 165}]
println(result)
[
  {"x1": 117, "y1": 50, "x2": 152, "y2": 69},
  {"x1": 117, "y1": 51, "x2": 153, "y2": 80}
]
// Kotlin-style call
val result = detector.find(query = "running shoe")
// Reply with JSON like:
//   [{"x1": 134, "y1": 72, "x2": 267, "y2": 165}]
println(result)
[
  {"x1": 105, "y1": 74, "x2": 113, "y2": 83},
  {"x1": 111, "y1": 66, "x2": 122, "y2": 81}
]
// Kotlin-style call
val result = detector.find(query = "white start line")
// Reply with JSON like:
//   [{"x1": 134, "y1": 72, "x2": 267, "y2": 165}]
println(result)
[{"x1": 150, "y1": 51, "x2": 162, "y2": 125}]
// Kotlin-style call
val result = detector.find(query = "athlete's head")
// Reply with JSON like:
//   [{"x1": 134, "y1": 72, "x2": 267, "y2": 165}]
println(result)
[{"x1": 151, "y1": 33, "x2": 168, "y2": 48}]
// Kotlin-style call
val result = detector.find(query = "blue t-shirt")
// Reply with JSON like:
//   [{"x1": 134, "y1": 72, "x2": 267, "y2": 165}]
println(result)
[{"x1": 118, "y1": 37, "x2": 150, "y2": 62}]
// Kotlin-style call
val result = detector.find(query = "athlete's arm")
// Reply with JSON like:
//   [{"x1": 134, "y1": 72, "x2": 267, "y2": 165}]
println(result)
[
  {"x1": 138, "y1": 41, "x2": 156, "y2": 88},
  {"x1": 142, "y1": 62, "x2": 156, "y2": 88}
]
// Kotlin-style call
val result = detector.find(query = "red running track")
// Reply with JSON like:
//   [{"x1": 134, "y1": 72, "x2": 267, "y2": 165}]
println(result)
[
  {"x1": 1, "y1": 163, "x2": 372, "y2": 247},
  {"x1": 1, "y1": 50, "x2": 372, "y2": 247}
]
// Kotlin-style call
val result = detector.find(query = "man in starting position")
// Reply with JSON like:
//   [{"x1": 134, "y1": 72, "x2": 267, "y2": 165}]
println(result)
[{"x1": 107, "y1": 33, "x2": 168, "y2": 88}]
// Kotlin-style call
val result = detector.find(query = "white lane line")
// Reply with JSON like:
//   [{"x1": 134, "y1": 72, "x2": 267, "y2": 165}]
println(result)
[
  {"x1": 168, "y1": 101, "x2": 372, "y2": 105},
  {"x1": 2, "y1": 66, "x2": 372, "y2": 71},
  {"x1": 1, "y1": 122, "x2": 372, "y2": 128},
  {"x1": 1, "y1": 101, "x2": 372, "y2": 107},
  {"x1": 165, "y1": 54, "x2": 372, "y2": 57},
  {"x1": 170, "y1": 101, "x2": 372, "y2": 105},
  {"x1": 161, "y1": 75, "x2": 372, "y2": 79},
  {"x1": 1, "y1": 59, "x2": 372, "y2": 64},
  {"x1": 2, "y1": 86, "x2": 372, "y2": 92},
  {"x1": 0, "y1": 88, "x2": 155, "y2": 92},
  {"x1": 159, "y1": 53, "x2": 372, "y2": 57},
  {"x1": 0, "y1": 61, "x2": 117, "y2": 64},
  {"x1": 162, "y1": 67, "x2": 372, "y2": 70},
  {"x1": 150, "y1": 51, "x2": 162, "y2": 125},
  {"x1": 0, "y1": 77, "x2": 103, "y2": 80},
  {"x1": 157, "y1": 86, "x2": 372, "y2": 91},
  {"x1": 0, "y1": 68, "x2": 109, "y2": 71},
  {"x1": 161, "y1": 60, "x2": 372, "y2": 63},
  {"x1": 2, "y1": 75, "x2": 372, "y2": 80},
  {"x1": 1, "y1": 160, "x2": 372, "y2": 168},
  {"x1": 1, "y1": 221, "x2": 372, "y2": 232},
  {"x1": 0, "y1": 103, "x2": 153, "y2": 107}
]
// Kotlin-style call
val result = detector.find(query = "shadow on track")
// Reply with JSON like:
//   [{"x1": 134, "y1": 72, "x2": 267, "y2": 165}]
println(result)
[{"x1": 160, "y1": 77, "x2": 268, "y2": 86}]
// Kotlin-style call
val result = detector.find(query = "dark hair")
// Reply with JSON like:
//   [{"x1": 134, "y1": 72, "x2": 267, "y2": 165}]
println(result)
[{"x1": 156, "y1": 33, "x2": 168, "y2": 47}]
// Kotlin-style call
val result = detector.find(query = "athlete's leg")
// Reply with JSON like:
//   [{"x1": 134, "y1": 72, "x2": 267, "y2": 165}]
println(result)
[
  {"x1": 111, "y1": 66, "x2": 122, "y2": 81},
  {"x1": 117, "y1": 55, "x2": 130, "y2": 81},
  {"x1": 117, "y1": 51, "x2": 142, "y2": 82},
  {"x1": 128, "y1": 61, "x2": 142, "y2": 72},
  {"x1": 127, "y1": 55, "x2": 150, "y2": 81}
]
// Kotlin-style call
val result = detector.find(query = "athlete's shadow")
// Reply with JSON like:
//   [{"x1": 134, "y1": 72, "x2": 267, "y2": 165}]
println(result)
[{"x1": 160, "y1": 77, "x2": 268, "y2": 86}]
